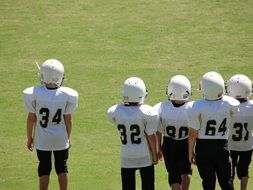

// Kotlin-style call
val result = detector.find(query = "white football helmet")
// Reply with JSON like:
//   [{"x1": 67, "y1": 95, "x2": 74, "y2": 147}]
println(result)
[
  {"x1": 227, "y1": 74, "x2": 252, "y2": 99},
  {"x1": 40, "y1": 59, "x2": 64, "y2": 87},
  {"x1": 200, "y1": 71, "x2": 225, "y2": 100},
  {"x1": 122, "y1": 77, "x2": 147, "y2": 104},
  {"x1": 166, "y1": 75, "x2": 191, "y2": 101}
]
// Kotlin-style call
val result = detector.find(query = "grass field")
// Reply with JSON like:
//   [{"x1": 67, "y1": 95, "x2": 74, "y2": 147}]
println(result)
[{"x1": 0, "y1": 0, "x2": 253, "y2": 189}]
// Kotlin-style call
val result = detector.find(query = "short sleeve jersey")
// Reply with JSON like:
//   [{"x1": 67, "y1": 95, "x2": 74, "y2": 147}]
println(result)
[
  {"x1": 153, "y1": 101, "x2": 192, "y2": 140},
  {"x1": 228, "y1": 100, "x2": 253, "y2": 151},
  {"x1": 23, "y1": 85, "x2": 78, "y2": 150},
  {"x1": 186, "y1": 96, "x2": 239, "y2": 139},
  {"x1": 107, "y1": 104, "x2": 158, "y2": 168}
]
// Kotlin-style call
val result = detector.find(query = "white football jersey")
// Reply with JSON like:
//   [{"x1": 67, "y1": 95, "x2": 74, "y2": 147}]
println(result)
[
  {"x1": 186, "y1": 96, "x2": 239, "y2": 139},
  {"x1": 23, "y1": 85, "x2": 78, "y2": 151},
  {"x1": 107, "y1": 104, "x2": 158, "y2": 168},
  {"x1": 153, "y1": 101, "x2": 191, "y2": 140},
  {"x1": 228, "y1": 100, "x2": 253, "y2": 151}
]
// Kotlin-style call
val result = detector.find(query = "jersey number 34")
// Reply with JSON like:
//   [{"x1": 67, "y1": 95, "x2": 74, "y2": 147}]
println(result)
[{"x1": 39, "y1": 108, "x2": 62, "y2": 128}]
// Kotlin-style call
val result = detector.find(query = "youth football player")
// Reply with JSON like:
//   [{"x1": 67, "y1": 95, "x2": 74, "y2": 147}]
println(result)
[
  {"x1": 107, "y1": 77, "x2": 158, "y2": 190},
  {"x1": 154, "y1": 75, "x2": 192, "y2": 190},
  {"x1": 23, "y1": 59, "x2": 78, "y2": 190},
  {"x1": 227, "y1": 74, "x2": 253, "y2": 190},
  {"x1": 186, "y1": 71, "x2": 239, "y2": 190}
]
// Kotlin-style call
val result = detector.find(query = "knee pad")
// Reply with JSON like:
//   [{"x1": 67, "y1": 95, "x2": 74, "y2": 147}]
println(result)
[
  {"x1": 55, "y1": 159, "x2": 68, "y2": 174},
  {"x1": 54, "y1": 149, "x2": 69, "y2": 174},
  {"x1": 36, "y1": 150, "x2": 52, "y2": 176},
  {"x1": 168, "y1": 173, "x2": 181, "y2": 186},
  {"x1": 237, "y1": 167, "x2": 249, "y2": 179},
  {"x1": 219, "y1": 179, "x2": 234, "y2": 190},
  {"x1": 38, "y1": 161, "x2": 52, "y2": 176}
]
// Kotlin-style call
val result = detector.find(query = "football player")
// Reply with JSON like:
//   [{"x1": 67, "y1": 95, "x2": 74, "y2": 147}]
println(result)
[
  {"x1": 154, "y1": 75, "x2": 192, "y2": 190},
  {"x1": 23, "y1": 59, "x2": 78, "y2": 190},
  {"x1": 107, "y1": 77, "x2": 158, "y2": 190},
  {"x1": 186, "y1": 71, "x2": 239, "y2": 190},
  {"x1": 227, "y1": 74, "x2": 253, "y2": 190}
]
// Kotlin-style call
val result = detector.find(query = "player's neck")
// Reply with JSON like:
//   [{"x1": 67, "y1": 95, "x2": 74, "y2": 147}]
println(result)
[
  {"x1": 205, "y1": 97, "x2": 222, "y2": 101},
  {"x1": 45, "y1": 83, "x2": 58, "y2": 90},
  {"x1": 171, "y1": 101, "x2": 186, "y2": 107},
  {"x1": 237, "y1": 98, "x2": 248, "y2": 103},
  {"x1": 124, "y1": 102, "x2": 140, "y2": 106}
]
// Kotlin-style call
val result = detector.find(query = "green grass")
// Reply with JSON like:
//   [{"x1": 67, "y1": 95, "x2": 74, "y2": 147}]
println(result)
[{"x1": 0, "y1": 0, "x2": 253, "y2": 189}]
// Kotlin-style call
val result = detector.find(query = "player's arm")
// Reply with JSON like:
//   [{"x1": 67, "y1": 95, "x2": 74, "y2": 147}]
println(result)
[
  {"x1": 156, "y1": 131, "x2": 163, "y2": 160},
  {"x1": 64, "y1": 88, "x2": 78, "y2": 142},
  {"x1": 185, "y1": 102, "x2": 199, "y2": 165},
  {"x1": 143, "y1": 105, "x2": 159, "y2": 164},
  {"x1": 64, "y1": 114, "x2": 72, "y2": 139},
  {"x1": 27, "y1": 112, "x2": 36, "y2": 151},
  {"x1": 147, "y1": 133, "x2": 158, "y2": 165},
  {"x1": 188, "y1": 128, "x2": 198, "y2": 165}
]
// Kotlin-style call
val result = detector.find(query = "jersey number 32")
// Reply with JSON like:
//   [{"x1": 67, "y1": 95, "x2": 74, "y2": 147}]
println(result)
[{"x1": 117, "y1": 124, "x2": 141, "y2": 144}]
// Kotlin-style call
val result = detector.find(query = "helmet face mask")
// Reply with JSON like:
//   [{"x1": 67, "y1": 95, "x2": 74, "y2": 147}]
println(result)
[
  {"x1": 40, "y1": 59, "x2": 64, "y2": 87},
  {"x1": 122, "y1": 77, "x2": 147, "y2": 105},
  {"x1": 200, "y1": 71, "x2": 225, "y2": 100},
  {"x1": 227, "y1": 74, "x2": 252, "y2": 99},
  {"x1": 166, "y1": 75, "x2": 191, "y2": 101}
]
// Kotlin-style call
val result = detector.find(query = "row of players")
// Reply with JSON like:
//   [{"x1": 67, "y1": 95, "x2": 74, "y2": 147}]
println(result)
[
  {"x1": 23, "y1": 59, "x2": 252, "y2": 190},
  {"x1": 107, "y1": 73, "x2": 253, "y2": 190}
]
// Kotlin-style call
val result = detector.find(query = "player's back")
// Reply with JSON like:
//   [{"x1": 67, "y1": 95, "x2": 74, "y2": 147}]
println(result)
[
  {"x1": 107, "y1": 103, "x2": 157, "y2": 168},
  {"x1": 187, "y1": 95, "x2": 239, "y2": 140},
  {"x1": 154, "y1": 101, "x2": 190, "y2": 140},
  {"x1": 23, "y1": 85, "x2": 78, "y2": 150},
  {"x1": 228, "y1": 100, "x2": 253, "y2": 151}
]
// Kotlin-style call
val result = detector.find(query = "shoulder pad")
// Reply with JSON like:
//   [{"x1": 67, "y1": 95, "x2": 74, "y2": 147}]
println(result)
[
  {"x1": 140, "y1": 104, "x2": 158, "y2": 116},
  {"x1": 153, "y1": 102, "x2": 162, "y2": 110},
  {"x1": 223, "y1": 95, "x2": 240, "y2": 106},
  {"x1": 60, "y1": 87, "x2": 78, "y2": 97},
  {"x1": 185, "y1": 101, "x2": 194, "y2": 108},
  {"x1": 23, "y1": 86, "x2": 34, "y2": 95},
  {"x1": 185, "y1": 99, "x2": 205, "y2": 112},
  {"x1": 248, "y1": 100, "x2": 253, "y2": 105},
  {"x1": 107, "y1": 104, "x2": 118, "y2": 113}
]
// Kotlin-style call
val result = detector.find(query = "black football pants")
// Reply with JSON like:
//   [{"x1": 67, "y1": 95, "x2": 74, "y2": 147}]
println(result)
[
  {"x1": 195, "y1": 139, "x2": 234, "y2": 190},
  {"x1": 121, "y1": 165, "x2": 155, "y2": 190}
]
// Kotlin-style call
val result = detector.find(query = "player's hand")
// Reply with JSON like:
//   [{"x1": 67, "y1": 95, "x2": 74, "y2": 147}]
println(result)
[
  {"x1": 68, "y1": 139, "x2": 72, "y2": 149},
  {"x1": 152, "y1": 153, "x2": 158, "y2": 165},
  {"x1": 189, "y1": 152, "x2": 196, "y2": 165},
  {"x1": 27, "y1": 138, "x2": 33, "y2": 151},
  {"x1": 157, "y1": 149, "x2": 163, "y2": 161}
]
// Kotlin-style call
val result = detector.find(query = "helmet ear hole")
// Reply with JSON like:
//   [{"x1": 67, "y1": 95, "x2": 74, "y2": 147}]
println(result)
[{"x1": 186, "y1": 90, "x2": 192, "y2": 96}]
